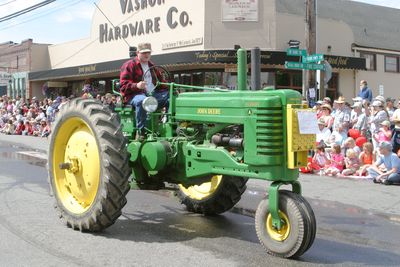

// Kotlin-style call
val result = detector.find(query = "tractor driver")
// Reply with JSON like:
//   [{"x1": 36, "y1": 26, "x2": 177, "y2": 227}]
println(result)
[{"x1": 119, "y1": 42, "x2": 169, "y2": 138}]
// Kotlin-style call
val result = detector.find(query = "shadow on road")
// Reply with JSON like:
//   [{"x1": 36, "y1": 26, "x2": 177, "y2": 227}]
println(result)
[{"x1": 99, "y1": 205, "x2": 259, "y2": 244}]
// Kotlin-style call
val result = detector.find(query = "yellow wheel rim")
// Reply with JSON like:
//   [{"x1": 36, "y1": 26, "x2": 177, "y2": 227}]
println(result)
[
  {"x1": 52, "y1": 117, "x2": 100, "y2": 214},
  {"x1": 266, "y1": 211, "x2": 291, "y2": 241},
  {"x1": 179, "y1": 175, "x2": 222, "y2": 201}
]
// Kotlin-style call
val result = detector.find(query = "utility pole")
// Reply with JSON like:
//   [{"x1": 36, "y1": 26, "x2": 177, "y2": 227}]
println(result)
[{"x1": 305, "y1": 0, "x2": 317, "y2": 97}]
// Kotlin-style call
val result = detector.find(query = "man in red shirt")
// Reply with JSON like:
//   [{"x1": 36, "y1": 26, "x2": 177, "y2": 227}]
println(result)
[{"x1": 119, "y1": 43, "x2": 168, "y2": 136}]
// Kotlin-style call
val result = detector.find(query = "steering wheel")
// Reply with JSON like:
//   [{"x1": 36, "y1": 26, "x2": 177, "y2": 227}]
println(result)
[{"x1": 142, "y1": 65, "x2": 173, "y2": 89}]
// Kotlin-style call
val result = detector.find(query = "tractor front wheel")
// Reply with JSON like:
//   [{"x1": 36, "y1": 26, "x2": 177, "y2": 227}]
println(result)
[
  {"x1": 48, "y1": 99, "x2": 130, "y2": 231},
  {"x1": 177, "y1": 175, "x2": 247, "y2": 215},
  {"x1": 255, "y1": 190, "x2": 315, "y2": 258}
]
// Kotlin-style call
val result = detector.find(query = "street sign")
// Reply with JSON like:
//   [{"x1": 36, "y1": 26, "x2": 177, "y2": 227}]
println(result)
[
  {"x1": 286, "y1": 48, "x2": 307, "y2": 57},
  {"x1": 302, "y1": 54, "x2": 324, "y2": 63},
  {"x1": 379, "y1": 85, "x2": 384, "y2": 96},
  {"x1": 285, "y1": 61, "x2": 304, "y2": 69},
  {"x1": 285, "y1": 61, "x2": 325, "y2": 71}
]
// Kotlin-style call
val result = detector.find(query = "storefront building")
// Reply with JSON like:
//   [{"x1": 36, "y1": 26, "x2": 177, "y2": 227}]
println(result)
[
  {"x1": 0, "y1": 39, "x2": 50, "y2": 98},
  {"x1": 29, "y1": 0, "x2": 400, "y2": 101}
]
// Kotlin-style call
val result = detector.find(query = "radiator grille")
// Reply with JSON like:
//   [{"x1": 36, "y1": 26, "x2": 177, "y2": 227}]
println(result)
[{"x1": 255, "y1": 107, "x2": 284, "y2": 156}]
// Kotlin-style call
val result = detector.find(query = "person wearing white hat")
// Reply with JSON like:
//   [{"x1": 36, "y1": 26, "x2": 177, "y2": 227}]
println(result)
[
  {"x1": 352, "y1": 96, "x2": 363, "y2": 103},
  {"x1": 370, "y1": 100, "x2": 388, "y2": 150},
  {"x1": 316, "y1": 118, "x2": 331, "y2": 144},
  {"x1": 374, "y1": 95, "x2": 385, "y2": 106},
  {"x1": 333, "y1": 96, "x2": 351, "y2": 135},
  {"x1": 351, "y1": 102, "x2": 367, "y2": 136}
]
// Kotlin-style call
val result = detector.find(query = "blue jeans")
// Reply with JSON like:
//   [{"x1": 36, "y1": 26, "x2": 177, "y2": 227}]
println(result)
[
  {"x1": 367, "y1": 167, "x2": 400, "y2": 183},
  {"x1": 129, "y1": 90, "x2": 169, "y2": 130}
]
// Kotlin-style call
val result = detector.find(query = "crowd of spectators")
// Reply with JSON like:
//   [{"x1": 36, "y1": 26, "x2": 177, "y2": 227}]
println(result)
[
  {"x1": 0, "y1": 92, "x2": 118, "y2": 138},
  {"x1": 0, "y1": 95, "x2": 59, "y2": 138},
  {"x1": 306, "y1": 80, "x2": 400, "y2": 185},
  {"x1": 1, "y1": 79, "x2": 400, "y2": 185}
]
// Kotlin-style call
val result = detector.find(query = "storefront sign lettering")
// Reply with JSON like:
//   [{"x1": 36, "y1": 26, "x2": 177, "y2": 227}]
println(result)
[
  {"x1": 100, "y1": 3, "x2": 193, "y2": 44},
  {"x1": 325, "y1": 56, "x2": 349, "y2": 67},
  {"x1": 120, "y1": 0, "x2": 165, "y2": 14},
  {"x1": 194, "y1": 51, "x2": 235, "y2": 62},
  {"x1": 78, "y1": 64, "x2": 97, "y2": 74}
]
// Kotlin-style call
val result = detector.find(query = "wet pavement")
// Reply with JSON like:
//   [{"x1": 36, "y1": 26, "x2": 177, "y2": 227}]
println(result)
[{"x1": 0, "y1": 141, "x2": 399, "y2": 266}]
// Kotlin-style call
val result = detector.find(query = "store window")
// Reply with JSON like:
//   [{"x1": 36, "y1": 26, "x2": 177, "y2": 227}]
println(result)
[
  {"x1": 205, "y1": 72, "x2": 222, "y2": 86},
  {"x1": 276, "y1": 71, "x2": 302, "y2": 93},
  {"x1": 180, "y1": 73, "x2": 192, "y2": 85},
  {"x1": 385, "y1": 55, "x2": 398, "y2": 72},
  {"x1": 326, "y1": 73, "x2": 339, "y2": 100},
  {"x1": 192, "y1": 72, "x2": 204, "y2": 86},
  {"x1": 360, "y1": 52, "x2": 376, "y2": 71}
]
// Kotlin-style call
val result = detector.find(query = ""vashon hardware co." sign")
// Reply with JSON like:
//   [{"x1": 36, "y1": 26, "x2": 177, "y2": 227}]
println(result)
[{"x1": 99, "y1": 0, "x2": 194, "y2": 43}]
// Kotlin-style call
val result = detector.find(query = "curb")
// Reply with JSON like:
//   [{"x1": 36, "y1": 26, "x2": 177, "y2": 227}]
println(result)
[
  {"x1": 0, "y1": 139, "x2": 47, "y2": 154},
  {"x1": 0, "y1": 136, "x2": 48, "y2": 154}
]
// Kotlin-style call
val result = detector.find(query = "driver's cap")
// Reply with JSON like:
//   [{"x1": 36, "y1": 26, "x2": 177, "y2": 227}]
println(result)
[{"x1": 138, "y1": 43, "x2": 152, "y2": 53}]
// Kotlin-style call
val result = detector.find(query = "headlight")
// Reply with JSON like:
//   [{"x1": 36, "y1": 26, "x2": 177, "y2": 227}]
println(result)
[{"x1": 142, "y1": 96, "x2": 158, "y2": 113}]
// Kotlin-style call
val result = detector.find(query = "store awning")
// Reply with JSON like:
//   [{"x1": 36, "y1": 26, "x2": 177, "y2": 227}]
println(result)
[{"x1": 28, "y1": 49, "x2": 366, "y2": 81}]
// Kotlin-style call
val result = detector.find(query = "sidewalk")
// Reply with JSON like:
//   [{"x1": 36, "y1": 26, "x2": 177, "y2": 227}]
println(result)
[
  {"x1": 1, "y1": 134, "x2": 399, "y2": 219},
  {"x1": 0, "y1": 134, "x2": 48, "y2": 153}
]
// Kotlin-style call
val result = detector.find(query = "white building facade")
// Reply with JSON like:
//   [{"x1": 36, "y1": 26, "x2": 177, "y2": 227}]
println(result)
[{"x1": 28, "y1": 0, "x2": 400, "y2": 101}]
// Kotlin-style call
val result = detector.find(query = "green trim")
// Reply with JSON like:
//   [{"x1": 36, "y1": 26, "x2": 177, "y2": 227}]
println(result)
[
  {"x1": 268, "y1": 181, "x2": 302, "y2": 230},
  {"x1": 237, "y1": 48, "x2": 247, "y2": 91}
]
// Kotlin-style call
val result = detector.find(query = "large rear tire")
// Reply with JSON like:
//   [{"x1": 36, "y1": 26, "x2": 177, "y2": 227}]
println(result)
[
  {"x1": 176, "y1": 175, "x2": 247, "y2": 215},
  {"x1": 48, "y1": 99, "x2": 130, "y2": 231}
]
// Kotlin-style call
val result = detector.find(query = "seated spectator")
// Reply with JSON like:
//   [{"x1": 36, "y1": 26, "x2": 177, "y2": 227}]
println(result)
[
  {"x1": 14, "y1": 120, "x2": 25, "y2": 135},
  {"x1": 3, "y1": 119, "x2": 15, "y2": 135},
  {"x1": 32, "y1": 121, "x2": 40, "y2": 136},
  {"x1": 307, "y1": 145, "x2": 329, "y2": 173},
  {"x1": 22, "y1": 121, "x2": 33, "y2": 136},
  {"x1": 328, "y1": 125, "x2": 347, "y2": 146},
  {"x1": 40, "y1": 119, "x2": 51, "y2": 137},
  {"x1": 324, "y1": 144, "x2": 345, "y2": 176},
  {"x1": 316, "y1": 118, "x2": 331, "y2": 146},
  {"x1": 342, "y1": 149, "x2": 360, "y2": 176},
  {"x1": 374, "y1": 120, "x2": 392, "y2": 145},
  {"x1": 342, "y1": 137, "x2": 361, "y2": 156},
  {"x1": 320, "y1": 104, "x2": 334, "y2": 130},
  {"x1": 368, "y1": 142, "x2": 400, "y2": 185},
  {"x1": 357, "y1": 142, "x2": 376, "y2": 176}
]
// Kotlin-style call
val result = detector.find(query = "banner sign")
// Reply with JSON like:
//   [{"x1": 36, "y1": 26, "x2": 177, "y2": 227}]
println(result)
[{"x1": 222, "y1": 0, "x2": 258, "y2": 21}]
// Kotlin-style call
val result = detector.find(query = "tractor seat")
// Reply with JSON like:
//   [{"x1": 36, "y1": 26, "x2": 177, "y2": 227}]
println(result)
[{"x1": 113, "y1": 79, "x2": 134, "y2": 110}]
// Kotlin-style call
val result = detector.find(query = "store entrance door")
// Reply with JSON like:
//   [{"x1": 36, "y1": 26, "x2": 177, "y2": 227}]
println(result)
[{"x1": 0, "y1": 86, "x2": 6, "y2": 96}]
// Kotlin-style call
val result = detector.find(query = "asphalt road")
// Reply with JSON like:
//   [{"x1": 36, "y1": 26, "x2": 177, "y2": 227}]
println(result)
[{"x1": 0, "y1": 142, "x2": 399, "y2": 266}]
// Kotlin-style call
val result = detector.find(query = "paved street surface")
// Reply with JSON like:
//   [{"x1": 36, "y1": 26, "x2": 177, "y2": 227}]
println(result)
[{"x1": 0, "y1": 136, "x2": 399, "y2": 266}]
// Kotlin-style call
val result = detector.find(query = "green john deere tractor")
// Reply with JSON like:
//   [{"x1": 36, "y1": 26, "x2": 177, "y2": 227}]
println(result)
[{"x1": 48, "y1": 48, "x2": 317, "y2": 258}]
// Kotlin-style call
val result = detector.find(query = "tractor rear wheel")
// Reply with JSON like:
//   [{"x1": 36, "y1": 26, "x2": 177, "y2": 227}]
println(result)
[
  {"x1": 48, "y1": 98, "x2": 130, "y2": 231},
  {"x1": 176, "y1": 175, "x2": 247, "y2": 215}
]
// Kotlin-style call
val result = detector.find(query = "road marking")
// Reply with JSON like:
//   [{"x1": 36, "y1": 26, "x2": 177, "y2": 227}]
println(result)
[{"x1": 18, "y1": 151, "x2": 47, "y2": 160}]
